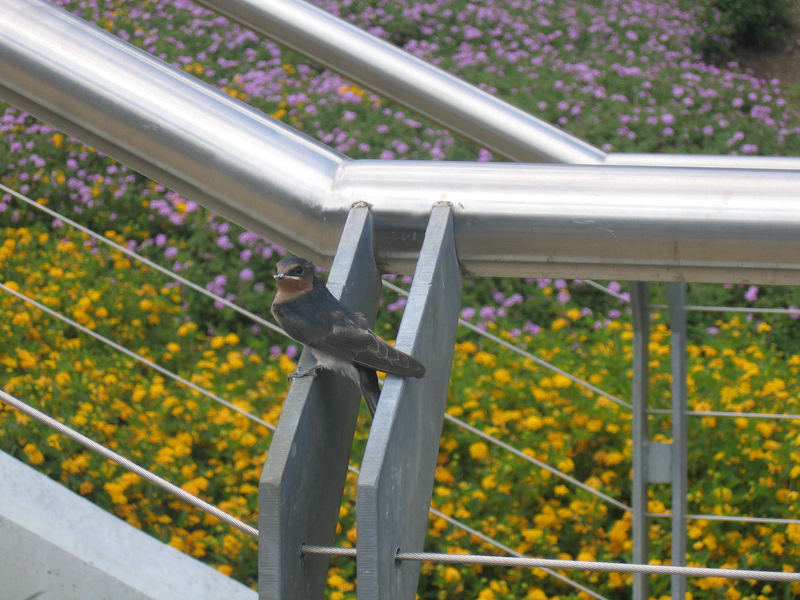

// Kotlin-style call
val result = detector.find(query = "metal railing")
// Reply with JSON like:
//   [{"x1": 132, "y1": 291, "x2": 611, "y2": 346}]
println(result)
[
  {"x1": 4, "y1": 0, "x2": 800, "y2": 281},
  {"x1": 3, "y1": 176, "x2": 800, "y2": 599},
  {"x1": 2, "y1": 0, "x2": 800, "y2": 599}
]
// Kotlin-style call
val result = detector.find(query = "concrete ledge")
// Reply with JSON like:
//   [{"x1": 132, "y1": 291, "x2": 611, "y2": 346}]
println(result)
[{"x1": 0, "y1": 450, "x2": 257, "y2": 600}]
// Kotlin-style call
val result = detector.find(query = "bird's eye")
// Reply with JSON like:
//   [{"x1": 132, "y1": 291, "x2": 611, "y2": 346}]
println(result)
[{"x1": 290, "y1": 267, "x2": 303, "y2": 276}]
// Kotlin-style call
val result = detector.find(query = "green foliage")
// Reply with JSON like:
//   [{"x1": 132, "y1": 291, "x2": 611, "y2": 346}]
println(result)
[{"x1": 696, "y1": 0, "x2": 795, "y2": 59}]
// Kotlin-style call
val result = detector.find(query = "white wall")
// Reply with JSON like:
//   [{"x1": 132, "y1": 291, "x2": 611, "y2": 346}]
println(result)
[{"x1": 0, "y1": 451, "x2": 258, "y2": 600}]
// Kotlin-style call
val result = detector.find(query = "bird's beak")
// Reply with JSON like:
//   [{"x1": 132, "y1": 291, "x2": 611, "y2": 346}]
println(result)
[{"x1": 273, "y1": 273, "x2": 285, "y2": 280}]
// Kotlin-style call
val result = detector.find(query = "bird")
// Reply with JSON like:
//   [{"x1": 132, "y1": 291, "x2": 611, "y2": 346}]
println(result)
[{"x1": 271, "y1": 255, "x2": 426, "y2": 416}]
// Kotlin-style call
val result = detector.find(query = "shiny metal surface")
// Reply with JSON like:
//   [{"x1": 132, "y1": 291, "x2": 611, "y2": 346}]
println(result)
[
  {"x1": 3, "y1": 0, "x2": 800, "y2": 283},
  {"x1": 195, "y1": 0, "x2": 605, "y2": 165},
  {"x1": 608, "y1": 153, "x2": 800, "y2": 170},
  {"x1": 334, "y1": 161, "x2": 800, "y2": 282},
  {"x1": 0, "y1": 0, "x2": 345, "y2": 260}
]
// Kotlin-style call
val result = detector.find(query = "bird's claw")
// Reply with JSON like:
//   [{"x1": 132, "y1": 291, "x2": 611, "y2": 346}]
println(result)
[{"x1": 287, "y1": 364, "x2": 322, "y2": 380}]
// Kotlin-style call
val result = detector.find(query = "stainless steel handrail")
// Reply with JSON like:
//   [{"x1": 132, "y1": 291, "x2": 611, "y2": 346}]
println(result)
[{"x1": 3, "y1": 0, "x2": 800, "y2": 283}]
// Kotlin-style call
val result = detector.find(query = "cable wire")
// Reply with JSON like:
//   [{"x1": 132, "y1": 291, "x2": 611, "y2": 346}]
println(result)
[
  {"x1": 301, "y1": 545, "x2": 800, "y2": 582},
  {"x1": 8, "y1": 183, "x2": 800, "y2": 589},
  {"x1": 0, "y1": 388, "x2": 259, "y2": 539},
  {"x1": 444, "y1": 412, "x2": 631, "y2": 513},
  {"x1": 649, "y1": 408, "x2": 800, "y2": 421},
  {"x1": 4, "y1": 186, "x2": 607, "y2": 596},
  {"x1": 0, "y1": 182, "x2": 286, "y2": 336},
  {"x1": 382, "y1": 279, "x2": 631, "y2": 410},
  {"x1": 344, "y1": 466, "x2": 608, "y2": 599},
  {"x1": 0, "y1": 282, "x2": 275, "y2": 432},
  {"x1": 649, "y1": 512, "x2": 800, "y2": 526}
]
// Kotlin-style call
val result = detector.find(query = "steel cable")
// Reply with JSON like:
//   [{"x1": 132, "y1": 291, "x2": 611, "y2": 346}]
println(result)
[
  {"x1": 0, "y1": 389, "x2": 259, "y2": 538},
  {"x1": 301, "y1": 544, "x2": 800, "y2": 582},
  {"x1": 0, "y1": 281, "x2": 275, "y2": 432}
]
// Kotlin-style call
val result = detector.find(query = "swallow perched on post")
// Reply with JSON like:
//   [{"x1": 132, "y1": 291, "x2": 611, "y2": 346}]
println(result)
[{"x1": 271, "y1": 256, "x2": 425, "y2": 416}]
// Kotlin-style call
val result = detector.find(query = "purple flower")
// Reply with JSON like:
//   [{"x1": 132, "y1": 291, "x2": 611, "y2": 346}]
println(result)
[
  {"x1": 387, "y1": 297, "x2": 407, "y2": 312},
  {"x1": 744, "y1": 285, "x2": 759, "y2": 302},
  {"x1": 240, "y1": 268, "x2": 254, "y2": 281},
  {"x1": 460, "y1": 307, "x2": 476, "y2": 320},
  {"x1": 523, "y1": 321, "x2": 541, "y2": 335},
  {"x1": 479, "y1": 306, "x2": 496, "y2": 321},
  {"x1": 164, "y1": 246, "x2": 178, "y2": 259}
]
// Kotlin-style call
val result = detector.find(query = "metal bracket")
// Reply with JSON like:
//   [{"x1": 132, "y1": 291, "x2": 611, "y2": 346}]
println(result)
[
  {"x1": 259, "y1": 206, "x2": 379, "y2": 600},
  {"x1": 356, "y1": 205, "x2": 462, "y2": 599},
  {"x1": 646, "y1": 441, "x2": 672, "y2": 484}
]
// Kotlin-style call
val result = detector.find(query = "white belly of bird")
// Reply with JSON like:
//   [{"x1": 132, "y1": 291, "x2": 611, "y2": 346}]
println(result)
[{"x1": 310, "y1": 348, "x2": 360, "y2": 383}]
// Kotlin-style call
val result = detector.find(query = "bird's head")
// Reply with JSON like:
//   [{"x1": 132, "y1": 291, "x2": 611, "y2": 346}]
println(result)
[{"x1": 273, "y1": 256, "x2": 316, "y2": 293}]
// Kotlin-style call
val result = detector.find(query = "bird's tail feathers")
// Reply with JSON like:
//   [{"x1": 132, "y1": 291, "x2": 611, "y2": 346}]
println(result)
[
  {"x1": 356, "y1": 335, "x2": 426, "y2": 379},
  {"x1": 357, "y1": 366, "x2": 380, "y2": 417}
]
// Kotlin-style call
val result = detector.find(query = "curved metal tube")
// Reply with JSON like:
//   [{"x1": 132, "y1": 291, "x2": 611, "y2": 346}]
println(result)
[
  {"x1": 3, "y1": 0, "x2": 800, "y2": 283},
  {"x1": 195, "y1": 0, "x2": 605, "y2": 166},
  {"x1": 0, "y1": 0, "x2": 346, "y2": 258}
]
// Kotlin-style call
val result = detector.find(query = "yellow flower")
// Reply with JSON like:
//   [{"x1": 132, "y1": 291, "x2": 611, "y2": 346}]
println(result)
[
  {"x1": 443, "y1": 566, "x2": 461, "y2": 582},
  {"x1": 481, "y1": 474, "x2": 497, "y2": 490},
  {"x1": 469, "y1": 442, "x2": 489, "y2": 460},
  {"x1": 222, "y1": 534, "x2": 242, "y2": 556},
  {"x1": 104, "y1": 481, "x2": 127, "y2": 504},
  {"x1": 181, "y1": 477, "x2": 209, "y2": 496},
  {"x1": 524, "y1": 414, "x2": 543, "y2": 430},
  {"x1": 473, "y1": 351, "x2": 496, "y2": 367},
  {"x1": 279, "y1": 354, "x2": 296, "y2": 375},
  {"x1": 493, "y1": 368, "x2": 512, "y2": 384},
  {"x1": 551, "y1": 317, "x2": 569, "y2": 330},
  {"x1": 327, "y1": 573, "x2": 354, "y2": 592},
  {"x1": 557, "y1": 457, "x2": 574, "y2": 472},
  {"x1": 177, "y1": 321, "x2": 197, "y2": 336},
  {"x1": 787, "y1": 523, "x2": 800, "y2": 544},
  {"x1": 456, "y1": 341, "x2": 477, "y2": 354},
  {"x1": 240, "y1": 432, "x2": 257, "y2": 447},
  {"x1": 24, "y1": 443, "x2": 44, "y2": 465},
  {"x1": 551, "y1": 373, "x2": 572, "y2": 388}
]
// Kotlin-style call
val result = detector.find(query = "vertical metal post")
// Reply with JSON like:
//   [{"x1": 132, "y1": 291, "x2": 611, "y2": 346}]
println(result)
[
  {"x1": 630, "y1": 282, "x2": 650, "y2": 600},
  {"x1": 666, "y1": 283, "x2": 688, "y2": 600},
  {"x1": 259, "y1": 206, "x2": 379, "y2": 600},
  {"x1": 356, "y1": 204, "x2": 461, "y2": 599}
]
